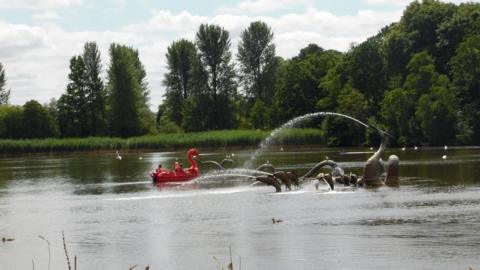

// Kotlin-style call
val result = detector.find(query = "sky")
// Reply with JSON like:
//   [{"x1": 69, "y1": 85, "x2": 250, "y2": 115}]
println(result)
[{"x1": 0, "y1": 0, "x2": 477, "y2": 110}]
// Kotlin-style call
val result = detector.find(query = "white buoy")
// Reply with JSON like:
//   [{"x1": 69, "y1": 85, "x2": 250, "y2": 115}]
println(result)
[
  {"x1": 280, "y1": 147, "x2": 284, "y2": 151},
  {"x1": 414, "y1": 146, "x2": 418, "y2": 150},
  {"x1": 444, "y1": 145, "x2": 448, "y2": 150},
  {"x1": 442, "y1": 155, "x2": 447, "y2": 160},
  {"x1": 116, "y1": 150, "x2": 122, "y2": 160},
  {"x1": 401, "y1": 147, "x2": 406, "y2": 151},
  {"x1": 138, "y1": 156, "x2": 143, "y2": 160},
  {"x1": 369, "y1": 147, "x2": 374, "y2": 150}
]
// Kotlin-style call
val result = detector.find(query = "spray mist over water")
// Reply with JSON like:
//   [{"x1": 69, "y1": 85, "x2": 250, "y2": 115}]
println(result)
[
  {"x1": 180, "y1": 168, "x2": 272, "y2": 185},
  {"x1": 244, "y1": 112, "x2": 372, "y2": 168}
]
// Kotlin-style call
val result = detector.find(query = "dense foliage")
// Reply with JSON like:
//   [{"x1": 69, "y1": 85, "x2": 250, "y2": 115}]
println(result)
[
  {"x1": 0, "y1": 63, "x2": 9, "y2": 105},
  {"x1": 0, "y1": 0, "x2": 480, "y2": 147}
]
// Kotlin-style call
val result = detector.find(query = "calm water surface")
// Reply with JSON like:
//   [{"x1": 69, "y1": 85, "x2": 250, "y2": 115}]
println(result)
[{"x1": 0, "y1": 147, "x2": 479, "y2": 269}]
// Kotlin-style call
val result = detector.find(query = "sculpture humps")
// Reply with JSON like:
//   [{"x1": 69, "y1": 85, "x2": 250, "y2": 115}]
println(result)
[
  {"x1": 201, "y1": 123, "x2": 400, "y2": 192},
  {"x1": 254, "y1": 130, "x2": 400, "y2": 192}
]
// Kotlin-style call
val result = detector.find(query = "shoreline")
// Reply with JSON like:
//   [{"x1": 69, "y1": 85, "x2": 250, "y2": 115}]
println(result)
[{"x1": 0, "y1": 129, "x2": 477, "y2": 156}]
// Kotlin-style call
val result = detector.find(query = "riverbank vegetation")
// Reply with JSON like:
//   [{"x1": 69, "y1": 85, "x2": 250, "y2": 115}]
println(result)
[
  {"x1": 0, "y1": 129, "x2": 328, "y2": 154},
  {"x1": 0, "y1": 0, "x2": 480, "y2": 148}
]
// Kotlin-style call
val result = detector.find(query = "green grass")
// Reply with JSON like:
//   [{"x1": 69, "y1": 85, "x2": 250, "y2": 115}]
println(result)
[{"x1": 0, "y1": 129, "x2": 327, "y2": 154}]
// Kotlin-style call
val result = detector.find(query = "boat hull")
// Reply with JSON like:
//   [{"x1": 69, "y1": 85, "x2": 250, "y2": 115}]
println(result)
[{"x1": 151, "y1": 171, "x2": 199, "y2": 183}]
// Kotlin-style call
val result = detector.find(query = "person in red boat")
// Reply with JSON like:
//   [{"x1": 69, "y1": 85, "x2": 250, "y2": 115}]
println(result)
[
  {"x1": 175, "y1": 162, "x2": 185, "y2": 174},
  {"x1": 152, "y1": 148, "x2": 199, "y2": 183},
  {"x1": 155, "y1": 164, "x2": 165, "y2": 174}
]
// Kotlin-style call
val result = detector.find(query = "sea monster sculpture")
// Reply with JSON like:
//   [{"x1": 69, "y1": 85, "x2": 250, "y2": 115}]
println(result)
[
  {"x1": 273, "y1": 171, "x2": 292, "y2": 191},
  {"x1": 315, "y1": 172, "x2": 335, "y2": 190},
  {"x1": 384, "y1": 154, "x2": 400, "y2": 187},
  {"x1": 301, "y1": 160, "x2": 339, "y2": 179},
  {"x1": 286, "y1": 171, "x2": 300, "y2": 187},
  {"x1": 361, "y1": 128, "x2": 401, "y2": 188},
  {"x1": 256, "y1": 162, "x2": 276, "y2": 173},
  {"x1": 255, "y1": 175, "x2": 282, "y2": 192}
]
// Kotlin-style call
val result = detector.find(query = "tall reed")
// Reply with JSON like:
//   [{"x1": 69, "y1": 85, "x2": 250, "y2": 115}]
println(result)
[{"x1": 0, "y1": 129, "x2": 326, "y2": 154}]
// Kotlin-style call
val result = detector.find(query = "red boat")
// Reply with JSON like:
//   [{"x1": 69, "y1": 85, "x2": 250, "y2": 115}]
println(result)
[{"x1": 151, "y1": 148, "x2": 200, "y2": 183}]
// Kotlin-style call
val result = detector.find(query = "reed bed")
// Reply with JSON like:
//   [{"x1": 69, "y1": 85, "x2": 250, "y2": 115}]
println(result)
[{"x1": 0, "y1": 129, "x2": 326, "y2": 154}]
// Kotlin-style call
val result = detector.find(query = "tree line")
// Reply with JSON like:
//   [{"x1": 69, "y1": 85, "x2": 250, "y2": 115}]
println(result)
[{"x1": 0, "y1": 0, "x2": 479, "y2": 146}]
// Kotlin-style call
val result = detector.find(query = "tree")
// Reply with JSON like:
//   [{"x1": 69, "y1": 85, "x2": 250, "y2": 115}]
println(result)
[
  {"x1": 273, "y1": 45, "x2": 342, "y2": 124},
  {"x1": 107, "y1": 44, "x2": 144, "y2": 137},
  {"x1": 83, "y1": 42, "x2": 106, "y2": 136},
  {"x1": 196, "y1": 24, "x2": 237, "y2": 129},
  {"x1": 323, "y1": 85, "x2": 368, "y2": 147},
  {"x1": 237, "y1": 21, "x2": 276, "y2": 104},
  {"x1": 436, "y1": 3, "x2": 480, "y2": 68},
  {"x1": 383, "y1": 23, "x2": 411, "y2": 78},
  {"x1": 181, "y1": 95, "x2": 211, "y2": 132},
  {"x1": 401, "y1": 0, "x2": 456, "y2": 71},
  {"x1": 0, "y1": 63, "x2": 10, "y2": 104},
  {"x1": 415, "y1": 83, "x2": 458, "y2": 145},
  {"x1": 249, "y1": 99, "x2": 269, "y2": 129},
  {"x1": 22, "y1": 100, "x2": 59, "y2": 138},
  {"x1": 131, "y1": 48, "x2": 157, "y2": 135},
  {"x1": 380, "y1": 88, "x2": 418, "y2": 145},
  {"x1": 163, "y1": 39, "x2": 198, "y2": 125},
  {"x1": 450, "y1": 34, "x2": 480, "y2": 144},
  {"x1": 404, "y1": 51, "x2": 438, "y2": 97},
  {"x1": 57, "y1": 55, "x2": 88, "y2": 137},
  {"x1": 0, "y1": 105, "x2": 22, "y2": 138},
  {"x1": 345, "y1": 37, "x2": 387, "y2": 112}
]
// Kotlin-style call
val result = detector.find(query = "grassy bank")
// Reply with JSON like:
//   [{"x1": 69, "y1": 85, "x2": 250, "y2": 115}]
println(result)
[{"x1": 0, "y1": 129, "x2": 327, "y2": 154}]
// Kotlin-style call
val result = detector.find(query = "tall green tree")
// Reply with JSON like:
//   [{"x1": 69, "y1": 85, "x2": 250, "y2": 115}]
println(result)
[
  {"x1": 0, "y1": 63, "x2": 10, "y2": 104},
  {"x1": 107, "y1": 44, "x2": 141, "y2": 137},
  {"x1": 437, "y1": 3, "x2": 480, "y2": 69},
  {"x1": 383, "y1": 23, "x2": 410, "y2": 78},
  {"x1": 323, "y1": 85, "x2": 369, "y2": 146},
  {"x1": 273, "y1": 45, "x2": 341, "y2": 124},
  {"x1": 237, "y1": 21, "x2": 276, "y2": 104},
  {"x1": 345, "y1": 37, "x2": 386, "y2": 112},
  {"x1": 401, "y1": 0, "x2": 456, "y2": 71},
  {"x1": 380, "y1": 88, "x2": 418, "y2": 145},
  {"x1": 163, "y1": 39, "x2": 198, "y2": 125},
  {"x1": 130, "y1": 48, "x2": 156, "y2": 135},
  {"x1": 107, "y1": 44, "x2": 154, "y2": 137},
  {"x1": 0, "y1": 105, "x2": 22, "y2": 138},
  {"x1": 196, "y1": 24, "x2": 237, "y2": 129},
  {"x1": 57, "y1": 55, "x2": 88, "y2": 137},
  {"x1": 404, "y1": 51, "x2": 438, "y2": 97},
  {"x1": 415, "y1": 81, "x2": 458, "y2": 145},
  {"x1": 22, "y1": 100, "x2": 59, "y2": 139},
  {"x1": 83, "y1": 42, "x2": 106, "y2": 136},
  {"x1": 450, "y1": 34, "x2": 480, "y2": 144}
]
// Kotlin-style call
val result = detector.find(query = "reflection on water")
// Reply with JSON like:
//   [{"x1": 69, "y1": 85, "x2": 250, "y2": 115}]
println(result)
[{"x1": 0, "y1": 147, "x2": 479, "y2": 270}]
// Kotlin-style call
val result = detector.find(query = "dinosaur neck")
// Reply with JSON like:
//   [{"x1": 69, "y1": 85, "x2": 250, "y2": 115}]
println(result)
[{"x1": 371, "y1": 133, "x2": 388, "y2": 161}]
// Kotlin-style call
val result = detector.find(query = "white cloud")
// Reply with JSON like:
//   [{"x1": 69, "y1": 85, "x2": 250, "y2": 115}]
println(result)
[
  {"x1": 363, "y1": 0, "x2": 480, "y2": 7},
  {"x1": 0, "y1": 0, "x2": 82, "y2": 9},
  {"x1": 0, "y1": 22, "x2": 136, "y2": 107},
  {"x1": 362, "y1": 0, "x2": 412, "y2": 6},
  {"x1": 0, "y1": 7, "x2": 404, "y2": 110},
  {"x1": 32, "y1": 11, "x2": 62, "y2": 21},
  {"x1": 216, "y1": 0, "x2": 307, "y2": 14}
]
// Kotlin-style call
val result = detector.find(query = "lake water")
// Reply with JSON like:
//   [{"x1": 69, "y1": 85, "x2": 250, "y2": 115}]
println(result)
[{"x1": 0, "y1": 146, "x2": 479, "y2": 269}]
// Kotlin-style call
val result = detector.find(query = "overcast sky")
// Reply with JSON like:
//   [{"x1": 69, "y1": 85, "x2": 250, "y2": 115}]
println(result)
[{"x1": 0, "y1": 0, "x2": 477, "y2": 110}]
